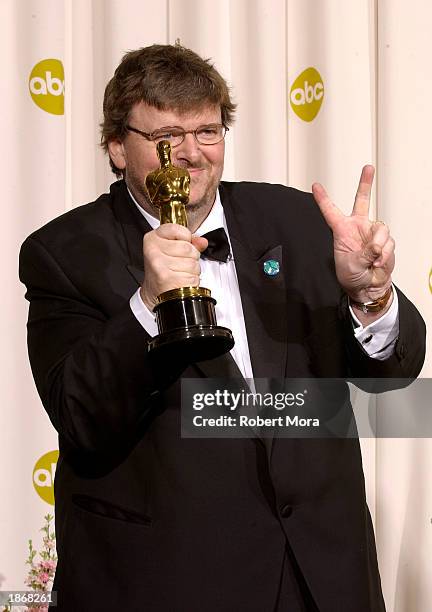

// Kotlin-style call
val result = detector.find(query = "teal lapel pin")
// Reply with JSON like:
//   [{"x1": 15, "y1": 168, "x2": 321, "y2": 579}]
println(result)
[{"x1": 263, "y1": 259, "x2": 280, "y2": 276}]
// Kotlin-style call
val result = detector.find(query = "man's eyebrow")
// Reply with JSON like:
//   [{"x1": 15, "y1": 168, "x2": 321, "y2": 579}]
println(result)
[{"x1": 152, "y1": 123, "x2": 220, "y2": 131}]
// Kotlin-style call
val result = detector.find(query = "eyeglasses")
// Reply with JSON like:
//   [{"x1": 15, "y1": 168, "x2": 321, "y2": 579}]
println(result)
[{"x1": 125, "y1": 123, "x2": 228, "y2": 147}]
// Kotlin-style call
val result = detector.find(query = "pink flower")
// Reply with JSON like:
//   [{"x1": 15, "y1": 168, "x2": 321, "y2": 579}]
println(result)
[
  {"x1": 43, "y1": 538, "x2": 55, "y2": 550},
  {"x1": 39, "y1": 560, "x2": 56, "y2": 571},
  {"x1": 39, "y1": 572, "x2": 50, "y2": 583}
]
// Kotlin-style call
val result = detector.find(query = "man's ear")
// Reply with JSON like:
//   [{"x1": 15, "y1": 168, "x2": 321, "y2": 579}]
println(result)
[{"x1": 108, "y1": 139, "x2": 126, "y2": 171}]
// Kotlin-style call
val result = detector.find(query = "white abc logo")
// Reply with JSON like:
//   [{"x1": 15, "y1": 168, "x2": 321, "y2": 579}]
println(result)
[
  {"x1": 29, "y1": 71, "x2": 64, "y2": 96},
  {"x1": 29, "y1": 59, "x2": 65, "y2": 115},
  {"x1": 33, "y1": 462, "x2": 57, "y2": 487},
  {"x1": 290, "y1": 81, "x2": 324, "y2": 106}
]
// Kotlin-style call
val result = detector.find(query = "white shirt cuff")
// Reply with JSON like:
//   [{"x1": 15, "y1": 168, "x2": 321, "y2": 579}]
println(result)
[
  {"x1": 350, "y1": 287, "x2": 399, "y2": 360},
  {"x1": 130, "y1": 288, "x2": 158, "y2": 337}
]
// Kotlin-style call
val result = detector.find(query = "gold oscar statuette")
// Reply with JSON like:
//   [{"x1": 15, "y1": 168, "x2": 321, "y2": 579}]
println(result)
[{"x1": 145, "y1": 140, "x2": 234, "y2": 361}]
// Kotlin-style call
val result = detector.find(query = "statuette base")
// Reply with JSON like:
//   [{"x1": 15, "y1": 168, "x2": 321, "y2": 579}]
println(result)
[{"x1": 148, "y1": 288, "x2": 234, "y2": 361}]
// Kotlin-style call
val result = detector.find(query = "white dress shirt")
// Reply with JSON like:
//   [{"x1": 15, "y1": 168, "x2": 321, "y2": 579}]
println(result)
[{"x1": 128, "y1": 188, "x2": 399, "y2": 377}]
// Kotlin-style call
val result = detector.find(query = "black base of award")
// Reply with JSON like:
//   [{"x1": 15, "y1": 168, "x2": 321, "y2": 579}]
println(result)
[{"x1": 148, "y1": 288, "x2": 234, "y2": 362}]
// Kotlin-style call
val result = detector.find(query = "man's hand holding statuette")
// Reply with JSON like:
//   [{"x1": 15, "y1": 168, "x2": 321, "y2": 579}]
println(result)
[{"x1": 140, "y1": 224, "x2": 208, "y2": 311}]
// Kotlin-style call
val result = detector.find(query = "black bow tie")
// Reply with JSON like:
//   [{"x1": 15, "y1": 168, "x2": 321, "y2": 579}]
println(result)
[{"x1": 201, "y1": 227, "x2": 231, "y2": 262}]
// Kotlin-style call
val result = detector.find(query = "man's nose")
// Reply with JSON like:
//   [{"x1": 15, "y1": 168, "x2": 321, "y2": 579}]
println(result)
[{"x1": 174, "y1": 132, "x2": 201, "y2": 164}]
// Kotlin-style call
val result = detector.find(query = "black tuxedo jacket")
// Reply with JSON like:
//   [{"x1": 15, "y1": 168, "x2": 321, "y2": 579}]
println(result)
[{"x1": 20, "y1": 180, "x2": 425, "y2": 612}]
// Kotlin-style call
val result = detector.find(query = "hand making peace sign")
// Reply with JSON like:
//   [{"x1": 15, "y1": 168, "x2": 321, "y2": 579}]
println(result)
[{"x1": 312, "y1": 165, "x2": 395, "y2": 305}]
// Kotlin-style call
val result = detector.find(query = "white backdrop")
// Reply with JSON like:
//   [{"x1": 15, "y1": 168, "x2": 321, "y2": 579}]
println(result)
[{"x1": 1, "y1": 1, "x2": 431, "y2": 609}]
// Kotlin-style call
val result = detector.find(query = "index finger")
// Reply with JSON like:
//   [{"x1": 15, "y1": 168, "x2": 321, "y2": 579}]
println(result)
[
  {"x1": 352, "y1": 165, "x2": 375, "y2": 217},
  {"x1": 312, "y1": 182, "x2": 345, "y2": 230},
  {"x1": 156, "y1": 223, "x2": 192, "y2": 242}
]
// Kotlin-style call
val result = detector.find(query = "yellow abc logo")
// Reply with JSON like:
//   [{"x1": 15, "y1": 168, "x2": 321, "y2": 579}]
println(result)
[
  {"x1": 290, "y1": 67, "x2": 324, "y2": 122},
  {"x1": 29, "y1": 59, "x2": 65, "y2": 115},
  {"x1": 32, "y1": 450, "x2": 59, "y2": 506}
]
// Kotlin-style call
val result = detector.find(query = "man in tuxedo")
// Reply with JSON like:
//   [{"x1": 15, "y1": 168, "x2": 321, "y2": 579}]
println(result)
[{"x1": 20, "y1": 44, "x2": 425, "y2": 611}]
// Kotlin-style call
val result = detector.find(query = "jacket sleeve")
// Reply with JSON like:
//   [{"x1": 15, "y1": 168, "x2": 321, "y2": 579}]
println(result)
[
  {"x1": 20, "y1": 235, "x2": 186, "y2": 453},
  {"x1": 341, "y1": 286, "x2": 426, "y2": 379}
]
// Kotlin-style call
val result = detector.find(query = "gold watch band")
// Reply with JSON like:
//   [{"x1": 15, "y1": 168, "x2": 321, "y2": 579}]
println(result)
[{"x1": 349, "y1": 286, "x2": 393, "y2": 314}]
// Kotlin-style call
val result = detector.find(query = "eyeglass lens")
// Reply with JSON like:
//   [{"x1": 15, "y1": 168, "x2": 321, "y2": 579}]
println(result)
[{"x1": 152, "y1": 125, "x2": 225, "y2": 146}]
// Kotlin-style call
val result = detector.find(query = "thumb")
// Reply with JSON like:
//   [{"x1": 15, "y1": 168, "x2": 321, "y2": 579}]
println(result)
[
  {"x1": 361, "y1": 242, "x2": 382, "y2": 264},
  {"x1": 192, "y1": 235, "x2": 208, "y2": 253}
]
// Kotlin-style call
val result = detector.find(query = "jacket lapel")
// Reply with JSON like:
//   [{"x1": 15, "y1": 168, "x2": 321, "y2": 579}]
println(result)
[
  {"x1": 220, "y1": 184, "x2": 288, "y2": 380},
  {"x1": 110, "y1": 180, "x2": 153, "y2": 285},
  {"x1": 127, "y1": 264, "x2": 144, "y2": 287}
]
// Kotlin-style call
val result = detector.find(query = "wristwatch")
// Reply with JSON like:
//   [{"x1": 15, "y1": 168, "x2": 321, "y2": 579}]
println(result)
[{"x1": 349, "y1": 286, "x2": 393, "y2": 314}]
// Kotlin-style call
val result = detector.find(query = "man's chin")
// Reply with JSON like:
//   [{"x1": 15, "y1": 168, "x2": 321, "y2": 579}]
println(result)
[
  {"x1": 187, "y1": 186, "x2": 218, "y2": 209},
  {"x1": 186, "y1": 198, "x2": 214, "y2": 214},
  {"x1": 185, "y1": 201, "x2": 204, "y2": 214}
]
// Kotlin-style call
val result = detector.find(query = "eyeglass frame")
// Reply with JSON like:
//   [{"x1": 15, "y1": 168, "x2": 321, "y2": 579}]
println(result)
[{"x1": 125, "y1": 123, "x2": 229, "y2": 147}]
